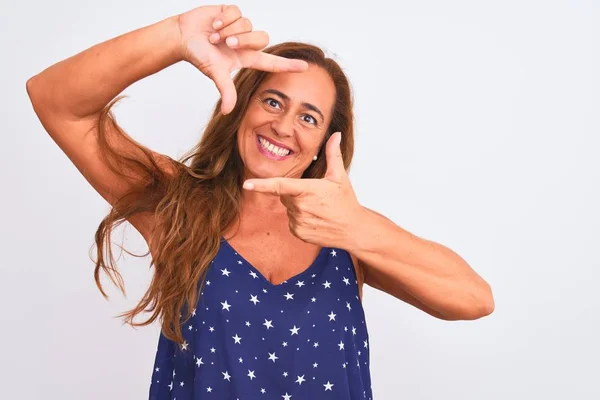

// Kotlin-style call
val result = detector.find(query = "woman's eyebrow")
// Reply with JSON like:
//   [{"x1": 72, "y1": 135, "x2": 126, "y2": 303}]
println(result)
[{"x1": 261, "y1": 89, "x2": 325, "y2": 123}]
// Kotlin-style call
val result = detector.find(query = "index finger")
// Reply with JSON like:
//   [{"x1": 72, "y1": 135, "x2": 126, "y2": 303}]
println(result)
[
  {"x1": 241, "y1": 51, "x2": 309, "y2": 73},
  {"x1": 243, "y1": 177, "x2": 308, "y2": 196}
]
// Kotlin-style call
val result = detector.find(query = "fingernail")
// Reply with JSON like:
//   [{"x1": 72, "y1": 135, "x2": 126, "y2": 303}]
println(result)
[
  {"x1": 243, "y1": 181, "x2": 254, "y2": 190},
  {"x1": 213, "y1": 19, "x2": 223, "y2": 29},
  {"x1": 209, "y1": 32, "x2": 220, "y2": 43},
  {"x1": 226, "y1": 36, "x2": 238, "y2": 47}
]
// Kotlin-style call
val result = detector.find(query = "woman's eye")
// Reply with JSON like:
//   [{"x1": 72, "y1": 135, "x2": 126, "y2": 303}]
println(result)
[
  {"x1": 302, "y1": 114, "x2": 317, "y2": 125},
  {"x1": 264, "y1": 98, "x2": 316, "y2": 125},
  {"x1": 265, "y1": 98, "x2": 280, "y2": 109}
]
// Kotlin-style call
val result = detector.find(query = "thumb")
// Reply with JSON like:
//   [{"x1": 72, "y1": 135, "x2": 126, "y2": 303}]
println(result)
[
  {"x1": 324, "y1": 132, "x2": 346, "y2": 182},
  {"x1": 209, "y1": 67, "x2": 237, "y2": 114}
]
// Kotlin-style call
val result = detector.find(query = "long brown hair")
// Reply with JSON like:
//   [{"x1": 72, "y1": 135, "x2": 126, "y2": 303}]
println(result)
[{"x1": 93, "y1": 42, "x2": 355, "y2": 344}]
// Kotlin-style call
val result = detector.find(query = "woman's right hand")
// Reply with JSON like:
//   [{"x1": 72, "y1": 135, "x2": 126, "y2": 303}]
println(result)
[{"x1": 176, "y1": 5, "x2": 308, "y2": 114}]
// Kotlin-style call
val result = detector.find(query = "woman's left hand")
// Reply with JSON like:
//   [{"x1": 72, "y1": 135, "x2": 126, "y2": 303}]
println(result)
[{"x1": 242, "y1": 132, "x2": 365, "y2": 249}]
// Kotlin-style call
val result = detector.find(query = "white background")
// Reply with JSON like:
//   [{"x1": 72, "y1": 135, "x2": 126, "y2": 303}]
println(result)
[{"x1": 1, "y1": 0, "x2": 598, "y2": 398}]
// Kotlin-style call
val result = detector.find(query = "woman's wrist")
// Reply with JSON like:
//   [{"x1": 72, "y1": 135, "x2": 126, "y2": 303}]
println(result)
[{"x1": 167, "y1": 14, "x2": 186, "y2": 64}]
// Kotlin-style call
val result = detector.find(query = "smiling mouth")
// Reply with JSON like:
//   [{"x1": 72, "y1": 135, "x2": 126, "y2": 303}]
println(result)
[{"x1": 256, "y1": 135, "x2": 294, "y2": 158}]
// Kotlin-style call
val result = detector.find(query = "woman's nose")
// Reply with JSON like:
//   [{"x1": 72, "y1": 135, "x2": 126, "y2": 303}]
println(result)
[{"x1": 271, "y1": 113, "x2": 295, "y2": 138}]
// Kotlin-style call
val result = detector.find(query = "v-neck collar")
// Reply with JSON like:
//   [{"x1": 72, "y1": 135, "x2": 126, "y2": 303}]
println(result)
[{"x1": 220, "y1": 237, "x2": 329, "y2": 288}]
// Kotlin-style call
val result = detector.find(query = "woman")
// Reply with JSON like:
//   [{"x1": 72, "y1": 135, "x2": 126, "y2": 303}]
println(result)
[{"x1": 26, "y1": 4, "x2": 494, "y2": 399}]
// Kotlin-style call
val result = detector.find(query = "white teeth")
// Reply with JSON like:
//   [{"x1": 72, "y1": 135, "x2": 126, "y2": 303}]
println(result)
[{"x1": 259, "y1": 137, "x2": 290, "y2": 156}]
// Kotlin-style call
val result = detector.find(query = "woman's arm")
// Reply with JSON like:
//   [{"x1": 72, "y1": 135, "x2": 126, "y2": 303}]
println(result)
[
  {"x1": 242, "y1": 134, "x2": 494, "y2": 320},
  {"x1": 350, "y1": 207, "x2": 495, "y2": 320},
  {"x1": 26, "y1": 16, "x2": 182, "y2": 120},
  {"x1": 26, "y1": 16, "x2": 182, "y2": 242}
]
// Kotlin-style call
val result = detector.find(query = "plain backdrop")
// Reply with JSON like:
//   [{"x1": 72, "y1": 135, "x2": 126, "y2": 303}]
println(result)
[{"x1": 1, "y1": 0, "x2": 598, "y2": 398}]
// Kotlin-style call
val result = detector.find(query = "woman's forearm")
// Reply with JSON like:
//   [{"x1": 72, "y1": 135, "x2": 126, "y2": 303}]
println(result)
[
  {"x1": 26, "y1": 15, "x2": 183, "y2": 119},
  {"x1": 349, "y1": 207, "x2": 495, "y2": 319}
]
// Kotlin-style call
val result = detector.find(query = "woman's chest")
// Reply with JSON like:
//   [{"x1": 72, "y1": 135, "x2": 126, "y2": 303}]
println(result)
[
  {"x1": 196, "y1": 245, "x2": 365, "y2": 336},
  {"x1": 223, "y1": 227, "x2": 323, "y2": 285}
]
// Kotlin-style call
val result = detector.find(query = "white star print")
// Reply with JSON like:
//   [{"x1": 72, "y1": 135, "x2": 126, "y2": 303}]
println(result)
[
  {"x1": 207, "y1": 387, "x2": 212, "y2": 392},
  {"x1": 150, "y1": 243, "x2": 374, "y2": 399},
  {"x1": 263, "y1": 319, "x2": 274, "y2": 329}
]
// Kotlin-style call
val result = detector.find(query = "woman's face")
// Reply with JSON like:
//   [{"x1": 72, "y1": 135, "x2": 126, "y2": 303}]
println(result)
[{"x1": 237, "y1": 64, "x2": 336, "y2": 180}]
